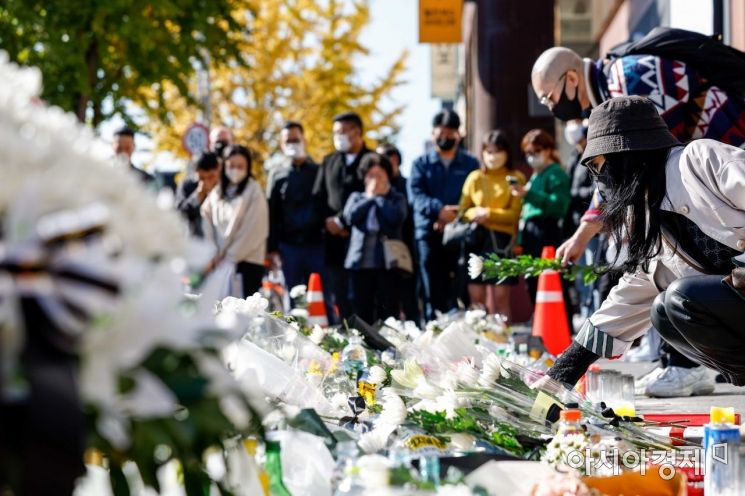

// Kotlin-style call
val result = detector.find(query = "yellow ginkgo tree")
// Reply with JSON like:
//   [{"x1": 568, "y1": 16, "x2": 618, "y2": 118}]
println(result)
[{"x1": 145, "y1": 0, "x2": 407, "y2": 178}]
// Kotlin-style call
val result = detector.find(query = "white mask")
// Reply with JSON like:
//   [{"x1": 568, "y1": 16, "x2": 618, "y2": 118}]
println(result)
[
  {"x1": 333, "y1": 133, "x2": 352, "y2": 153},
  {"x1": 226, "y1": 168, "x2": 247, "y2": 184},
  {"x1": 564, "y1": 121, "x2": 585, "y2": 146},
  {"x1": 284, "y1": 142, "x2": 305, "y2": 159},
  {"x1": 526, "y1": 153, "x2": 546, "y2": 169}
]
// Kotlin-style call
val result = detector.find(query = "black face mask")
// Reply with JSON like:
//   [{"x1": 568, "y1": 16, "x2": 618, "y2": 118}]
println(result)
[
  {"x1": 551, "y1": 79, "x2": 584, "y2": 121},
  {"x1": 437, "y1": 137, "x2": 457, "y2": 151},
  {"x1": 213, "y1": 140, "x2": 229, "y2": 156}
]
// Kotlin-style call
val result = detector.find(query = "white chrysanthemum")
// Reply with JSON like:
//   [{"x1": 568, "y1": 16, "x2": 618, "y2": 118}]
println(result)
[
  {"x1": 455, "y1": 359, "x2": 480, "y2": 387},
  {"x1": 309, "y1": 325, "x2": 327, "y2": 345},
  {"x1": 467, "y1": 253, "x2": 484, "y2": 280},
  {"x1": 376, "y1": 389, "x2": 408, "y2": 427},
  {"x1": 367, "y1": 365, "x2": 387, "y2": 385},
  {"x1": 358, "y1": 424, "x2": 396, "y2": 454},
  {"x1": 465, "y1": 309, "x2": 487, "y2": 326},
  {"x1": 289, "y1": 284, "x2": 307, "y2": 299},
  {"x1": 244, "y1": 292, "x2": 269, "y2": 314},
  {"x1": 289, "y1": 307, "x2": 309, "y2": 320},
  {"x1": 478, "y1": 354, "x2": 503, "y2": 387},
  {"x1": 357, "y1": 454, "x2": 390, "y2": 488}
]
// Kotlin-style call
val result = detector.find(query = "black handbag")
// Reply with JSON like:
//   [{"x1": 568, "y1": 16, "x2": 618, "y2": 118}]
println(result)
[{"x1": 441, "y1": 213, "x2": 477, "y2": 250}]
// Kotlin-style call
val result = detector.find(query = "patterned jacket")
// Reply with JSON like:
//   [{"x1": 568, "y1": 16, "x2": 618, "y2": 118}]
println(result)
[{"x1": 582, "y1": 54, "x2": 745, "y2": 222}]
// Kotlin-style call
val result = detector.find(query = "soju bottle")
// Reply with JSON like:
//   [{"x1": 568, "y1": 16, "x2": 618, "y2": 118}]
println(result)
[{"x1": 265, "y1": 437, "x2": 292, "y2": 496}]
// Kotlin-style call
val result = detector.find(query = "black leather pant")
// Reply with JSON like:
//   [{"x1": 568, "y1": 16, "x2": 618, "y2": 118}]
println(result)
[{"x1": 650, "y1": 275, "x2": 745, "y2": 386}]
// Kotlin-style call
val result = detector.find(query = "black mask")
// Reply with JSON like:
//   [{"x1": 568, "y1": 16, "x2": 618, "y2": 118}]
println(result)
[
  {"x1": 436, "y1": 137, "x2": 457, "y2": 151},
  {"x1": 551, "y1": 79, "x2": 583, "y2": 121},
  {"x1": 213, "y1": 140, "x2": 229, "y2": 156}
]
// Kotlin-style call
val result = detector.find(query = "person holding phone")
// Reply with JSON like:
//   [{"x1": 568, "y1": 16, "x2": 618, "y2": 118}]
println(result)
[{"x1": 511, "y1": 129, "x2": 572, "y2": 325}]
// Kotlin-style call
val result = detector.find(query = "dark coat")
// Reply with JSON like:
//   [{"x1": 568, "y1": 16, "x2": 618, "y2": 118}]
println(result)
[
  {"x1": 267, "y1": 158, "x2": 323, "y2": 251},
  {"x1": 312, "y1": 146, "x2": 374, "y2": 265}
]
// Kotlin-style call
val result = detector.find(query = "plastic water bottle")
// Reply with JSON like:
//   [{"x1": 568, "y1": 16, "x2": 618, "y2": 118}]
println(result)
[
  {"x1": 557, "y1": 408, "x2": 585, "y2": 437},
  {"x1": 704, "y1": 406, "x2": 740, "y2": 496},
  {"x1": 341, "y1": 332, "x2": 368, "y2": 376}
]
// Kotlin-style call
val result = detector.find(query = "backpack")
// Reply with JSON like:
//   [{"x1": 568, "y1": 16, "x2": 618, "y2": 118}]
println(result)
[{"x1": 605, "y1": 27, "x2": 745, "y2": 97}]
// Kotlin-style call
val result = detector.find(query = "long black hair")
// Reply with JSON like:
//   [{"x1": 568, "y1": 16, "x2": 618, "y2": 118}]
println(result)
[
  {"x1": 220, "y1": 144, "x2": 252, "y2": 199},
  {"x1": 598, "y1": 147, "x2": 671, "y2": 274}
]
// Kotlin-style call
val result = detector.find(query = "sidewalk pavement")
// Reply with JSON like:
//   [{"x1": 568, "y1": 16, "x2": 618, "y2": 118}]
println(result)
[{"x1": 598, "y1": 360, "x2": 745, "y2": 415}]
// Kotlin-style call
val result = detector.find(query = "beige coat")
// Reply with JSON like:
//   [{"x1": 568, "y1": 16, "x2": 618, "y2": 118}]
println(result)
[
  {"x1": 576, "y1": 139, "x2": 745, "y2": 357},
  {"x1": 201, "y1": 179, "x2": 268, "y2": 266}
]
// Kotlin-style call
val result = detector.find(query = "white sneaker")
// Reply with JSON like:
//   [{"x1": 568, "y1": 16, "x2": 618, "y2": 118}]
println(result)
[
  {"x1": 644, "y1": 366, "x2": 715, "y2": 398},
  {"x1": 635, "y1": 366, "x2": 665, "y2": 395},
  {"x1": 622, "y1": 328, "x2": 662, "y2": 362}
]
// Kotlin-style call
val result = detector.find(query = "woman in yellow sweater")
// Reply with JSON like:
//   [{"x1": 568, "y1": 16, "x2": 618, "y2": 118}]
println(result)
[{"x1": 459, "y1": 130, "x2": 525, "y2": 319}]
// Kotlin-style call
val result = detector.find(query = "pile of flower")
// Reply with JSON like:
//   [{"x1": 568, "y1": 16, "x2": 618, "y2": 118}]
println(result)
[{"x1": 0, "y1": 51, "x2": 269, "y2": 495}]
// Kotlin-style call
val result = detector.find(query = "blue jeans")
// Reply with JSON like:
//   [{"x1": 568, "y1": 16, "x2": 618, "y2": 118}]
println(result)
[{"x1": 279, "y1": 243, "x2": 335, "y2": 320}]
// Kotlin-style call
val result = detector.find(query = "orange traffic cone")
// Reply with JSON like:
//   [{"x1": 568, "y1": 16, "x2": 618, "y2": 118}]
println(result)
[
  {"x1": 307, "y1": 273, "x2": 328, "y2": 327},
  {"x1": 532, "y1": 246, "x2": 572, "y2": 356}
]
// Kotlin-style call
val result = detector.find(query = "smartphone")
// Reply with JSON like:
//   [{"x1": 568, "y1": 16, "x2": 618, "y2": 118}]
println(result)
[{"x1": 507, "y1": 175, "x2": 519, "y2": 186}]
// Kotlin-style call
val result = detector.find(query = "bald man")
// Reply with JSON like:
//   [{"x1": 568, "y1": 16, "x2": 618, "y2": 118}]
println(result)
[
  {"x1": 532, "y1": 45, "x2": 745, "y2": 263},
  {"x1": 210, "y1": 126, "x2": 234, "y2": 156}
]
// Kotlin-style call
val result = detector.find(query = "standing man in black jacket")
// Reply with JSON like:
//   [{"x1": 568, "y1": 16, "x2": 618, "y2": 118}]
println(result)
[
  {"x1": 267, "y1": 122, "x2": 330, "y2": 306},
  {"x1": 313, "y1": 112, "x2": 373, "y2": 322}
]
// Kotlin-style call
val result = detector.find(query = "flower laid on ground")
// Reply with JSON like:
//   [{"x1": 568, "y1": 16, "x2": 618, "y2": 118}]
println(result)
[
  {"x1": 358, "y1": 424, "x2": 397, "y2": 454},
  {"x1": 289, "y1": 284, "x2": 307, "y2": 300},
  {"x1": 376, "y1": 389, "x2": 408, "y2": 428},
  {"x1": 454, "y1": 358, "x2": 480, "y2": 387},
  {"x1": 390, "y1": 359, "x2": 425, "y2": 389},
  {"x1": 309, "y1": 324, "x2": 328, "y2": 345},
  {"x1": 542, "y1": 432, "x2": 590, "y2": 474},
  {"x1": 220, "y1": 293, "x2": 269, "y2": 316},
  {"x1": 468, "y1": 253, "x2": 484, "y2": 279},
  {"x1": 368, "y1": 365, "x2": 388, "y2": 385}
]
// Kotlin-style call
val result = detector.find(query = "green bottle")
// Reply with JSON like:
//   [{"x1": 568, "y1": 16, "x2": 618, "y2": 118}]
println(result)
[{"x1": 265, "y1": 438, "x2": 292, "y2": 496}]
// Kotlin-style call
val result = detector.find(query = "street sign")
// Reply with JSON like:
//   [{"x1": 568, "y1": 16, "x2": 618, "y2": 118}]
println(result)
[
  {"x1": 182, "y1": 123, "x2": 210, "y2": 156},
  {"x1": 419, "y1": 0, "x2": 463, "y2": 43},
  {"x1": 431, "y1": 44, "x2": 458, "y2": 100}
]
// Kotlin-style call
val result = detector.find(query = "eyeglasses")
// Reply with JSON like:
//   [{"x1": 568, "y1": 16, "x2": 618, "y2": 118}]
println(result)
[
  {"x1": 539, "y1": 73, "x2": 567, "y2": 109},
  {"x1": 586, "y1": 156, "x2": 606, "y2": 177}
]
